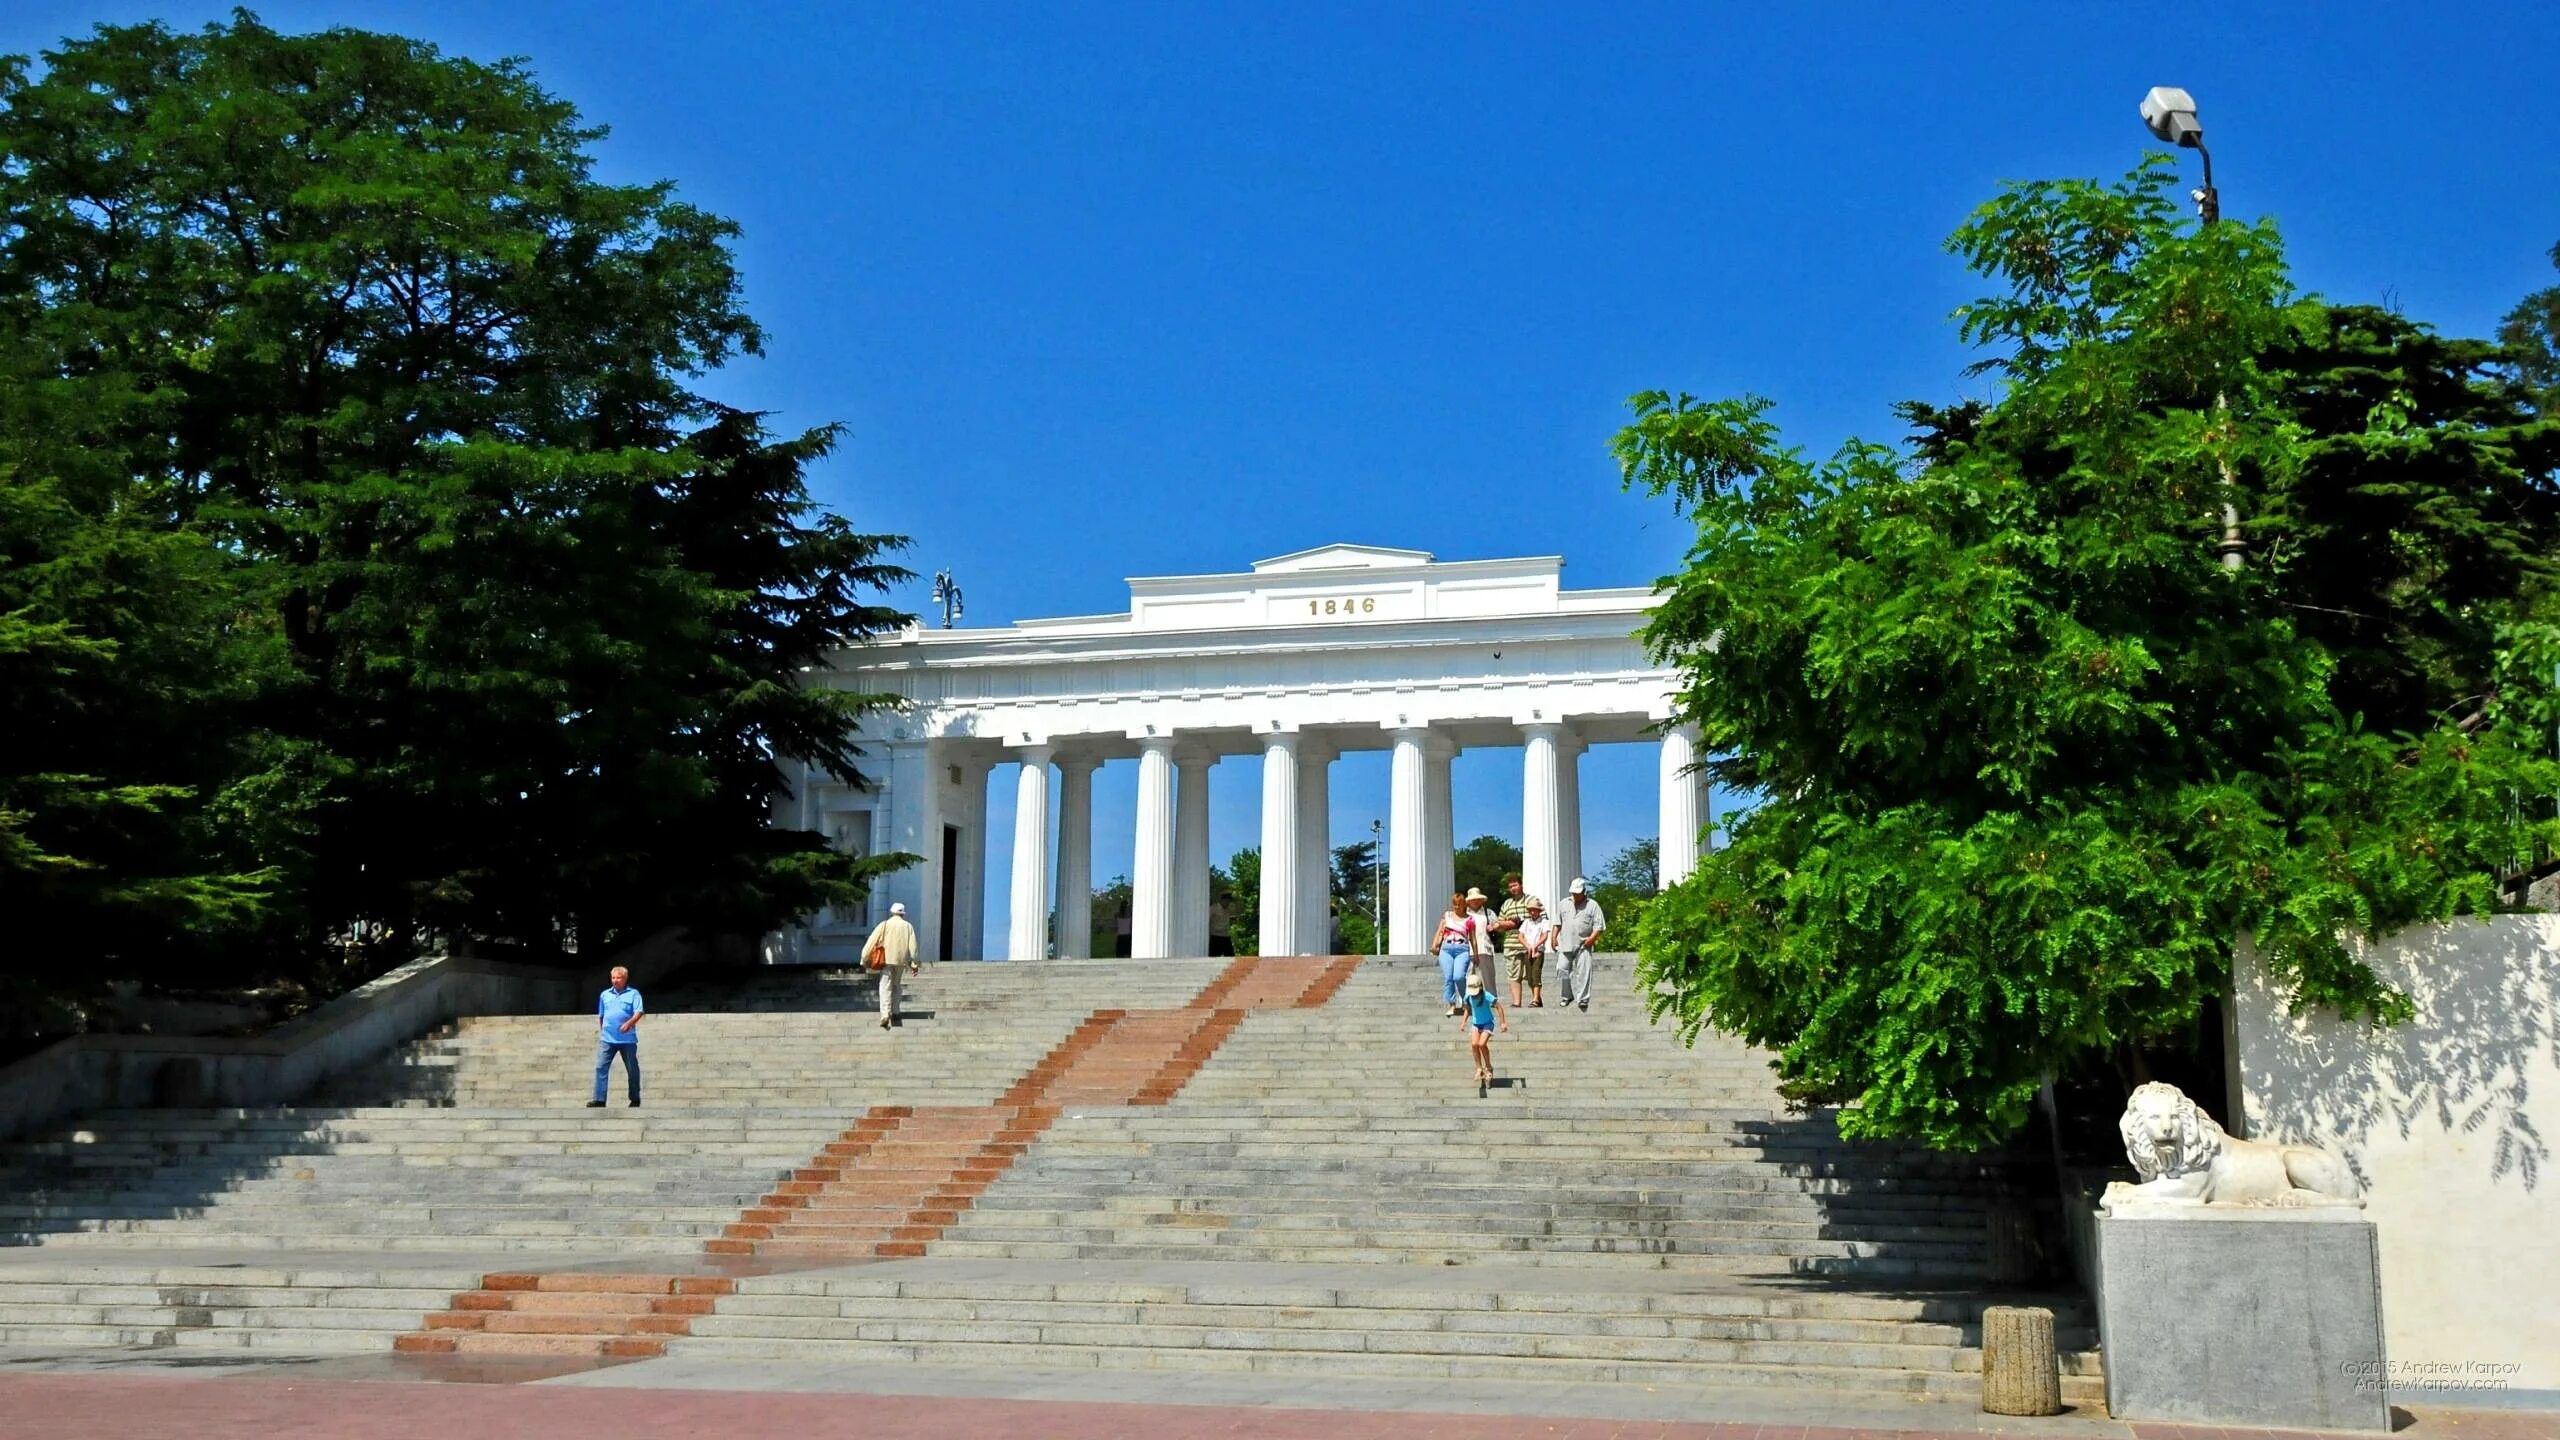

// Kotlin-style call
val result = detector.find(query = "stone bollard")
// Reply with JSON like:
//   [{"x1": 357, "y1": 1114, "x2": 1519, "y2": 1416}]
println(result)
[{"x1": 1980, "y1": 1304, "x2": 2064, "y2": 1416}]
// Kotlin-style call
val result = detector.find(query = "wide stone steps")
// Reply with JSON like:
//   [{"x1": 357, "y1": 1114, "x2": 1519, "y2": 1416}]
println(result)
[
  {"x1": 664, "y1": 1268, "x2": 2109, "y2": 1400},
  {"x1": 0, "y1": 1260, "x2": 492, "y2": 1351},
  {"x1": 0, "y1": 955, "x2": 2100, "y2": 1405},
  {"x1": 916, "y1": 1235, "x2": 1976, "y2": 1265}
]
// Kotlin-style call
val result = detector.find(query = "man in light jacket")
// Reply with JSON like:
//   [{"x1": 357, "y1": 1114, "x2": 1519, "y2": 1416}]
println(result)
[
  {"x1": 861, "y1": 902, "x2": 920, "y2": 1030},
  {"x1": 1552, "y1": 878, "x2": 1608, "y2": 1012}
]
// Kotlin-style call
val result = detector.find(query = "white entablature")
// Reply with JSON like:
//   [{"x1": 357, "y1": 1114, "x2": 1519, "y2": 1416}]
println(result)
[{"x1": 775, "y1": 544, "x2": 1709, "y2": 966}]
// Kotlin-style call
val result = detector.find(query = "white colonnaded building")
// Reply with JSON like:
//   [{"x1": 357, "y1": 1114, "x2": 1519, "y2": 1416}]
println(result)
[{"x1": 772, "y1": 543, "x2": 1708, "y2": 965}]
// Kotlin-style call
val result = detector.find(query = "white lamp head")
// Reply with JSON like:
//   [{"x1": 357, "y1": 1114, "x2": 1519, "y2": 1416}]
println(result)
[{"x1": 2140, "y1": 86, "x2": 2204, "y2": 148}]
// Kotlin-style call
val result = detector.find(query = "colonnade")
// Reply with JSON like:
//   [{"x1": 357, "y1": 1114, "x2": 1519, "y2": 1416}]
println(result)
[{"x1": 996, "y1": 723, "x2": 1710, "y2": 961}]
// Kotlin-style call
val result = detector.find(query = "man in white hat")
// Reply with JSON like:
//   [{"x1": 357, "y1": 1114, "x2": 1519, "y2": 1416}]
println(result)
[
  {"x1": 1551, "y1": 878, "x2": 1607, "y2": 1012},
  {"x1": 860, "y1": 901, "x2": 920, "y2": 1030}
]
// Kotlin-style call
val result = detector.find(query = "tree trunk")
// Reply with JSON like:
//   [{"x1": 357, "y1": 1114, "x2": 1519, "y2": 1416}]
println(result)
[{"x1": 1980, "y1": 1305, "x2": 2063, "y2": 1416}]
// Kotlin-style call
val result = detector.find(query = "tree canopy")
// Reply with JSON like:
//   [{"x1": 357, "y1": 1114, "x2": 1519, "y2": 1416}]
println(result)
[
  {"x1": 1, "y1": 14, "x2": 911, "y2": 1028},
  {"x1": 1621, "y1": 159, "x2": 2560, "y2": 1149}
]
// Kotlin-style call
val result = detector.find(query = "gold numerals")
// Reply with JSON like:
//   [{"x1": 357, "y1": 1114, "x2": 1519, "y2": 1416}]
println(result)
[{"x1": 1305, "y1": 597, "x2": 1379, "y2": 618}]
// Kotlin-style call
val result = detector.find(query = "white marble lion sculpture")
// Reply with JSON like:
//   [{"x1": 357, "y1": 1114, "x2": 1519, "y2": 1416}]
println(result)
[{"x1": 2099, "y1": 1081, "x2": 2364, "y2": 1211}]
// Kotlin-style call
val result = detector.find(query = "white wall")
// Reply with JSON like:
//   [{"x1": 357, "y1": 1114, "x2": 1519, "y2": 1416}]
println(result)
[{"x1": 2233, "y1": 916, "x2": 2560, "y2": 1402}]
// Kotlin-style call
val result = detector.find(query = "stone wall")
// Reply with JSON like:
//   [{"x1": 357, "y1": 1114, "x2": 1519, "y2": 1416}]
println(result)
[
  {"x1": 0, "y1": 930, "x2": 730, "y2": 1143},
  {"x1": 2232, "y1": 915, "x2": 2560, "y2": 1404}
]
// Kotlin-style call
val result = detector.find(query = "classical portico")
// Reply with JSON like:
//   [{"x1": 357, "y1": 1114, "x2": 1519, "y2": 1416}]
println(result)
[{"x1": 772, "y1": 544, "x2": 1710, "y2": 963}]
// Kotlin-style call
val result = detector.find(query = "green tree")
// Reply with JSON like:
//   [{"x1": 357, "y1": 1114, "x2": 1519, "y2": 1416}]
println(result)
[
  {"x1": 1452, "y1": 834, "x2": 1521, "y2": 905},
  {"x1": 1621, "y1": 158, "x2": 2560, "y2": 1149},
  {"x1": 1, "y1": 339, "x2": 274, "y2": 1028},
  {"x1": 1088, "y1": 874, "x2": 1132, "y2": 959},
  {"x1": 1586, "y1": 837, "x2": 1658, "y2": 945},
  {"x1": 0, "y1": 15, "x2": 912, "y2": 1001},
  {"x1": 2502, "y1": 241, "x2": 2560, "y2": 405},
  {"x1": 1224, "y1": 847, "x2": 1260, "y2": 955},
  {"x1": 1331, "y1": 839, "x2": 1380, "y2": 954}
]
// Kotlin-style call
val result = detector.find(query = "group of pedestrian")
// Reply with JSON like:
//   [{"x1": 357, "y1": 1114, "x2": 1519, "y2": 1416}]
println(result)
[
  {"x1": 581, "y1": 901, "x2": 930, "y2": 1107},
  {"x1": 1433, "y1": 874, "x2": 1606, "y2": 1097},
  {"x1": 584, "y1": 876, "x2": 1591, "y2": 1108}
]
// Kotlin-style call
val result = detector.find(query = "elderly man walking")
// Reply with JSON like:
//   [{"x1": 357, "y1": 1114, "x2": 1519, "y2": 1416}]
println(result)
[
  {"x1": 861, "y1": 901, "x2": 920, "y2": 1030},
  {"x1": 1551, "y1": 878, "x2": 1608, "y2": 1013},
  {"x1": 1493, "y1": 874, "x2": 1546, "y2": 1008},
  {"x1": 588, "y1": 966, "x2": 643, "y2": 1108}
]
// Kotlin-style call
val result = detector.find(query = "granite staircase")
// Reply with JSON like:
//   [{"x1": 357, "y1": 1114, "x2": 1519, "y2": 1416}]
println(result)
[{"x1": 0, "y1": 954, "x2": 2100, "y2": 1404}]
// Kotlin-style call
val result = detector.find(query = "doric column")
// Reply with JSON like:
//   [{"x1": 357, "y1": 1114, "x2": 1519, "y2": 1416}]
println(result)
[
  {"x1": 883, "y1": 740, "x2": 943, "y2": 961},
  {"x1": 1425, "y1": 736, "x2": 1455, "y2": 909},
  {"x1": 1053, "y1": 754, "x2": 1095, "y2": 959},
  {"x1": 1557, "y1": 734, "x2": 1585, "y2": 888},
  {"x1": 1132, "y1": 737, "x2": 1176, "y2": 959},
  {"x1": 1522, "y1": 723, "x2": 1567, "y2": 912},
  {"x1": 1295, "y1": 741, "x2": 1332, "y2": 953},
  {"x1": 1657, "y1": 722, "x2": 1705, "y2": 889},
  {"x1": 1258, "y1": 733, "x2": 1301, "y2": 957},
  {"x1": 953, "y1": 755, "x2": 992, "y2": 961},
  {"x1": 1174, "y1": 753, "x2": 1213, "y2": 956},
  {"x1": 1007, "y1": 746, "x2": 1053, "y2": 962},
  {"x1": 1388, "y1": 728, "x2": 1430, "y2": 953}
]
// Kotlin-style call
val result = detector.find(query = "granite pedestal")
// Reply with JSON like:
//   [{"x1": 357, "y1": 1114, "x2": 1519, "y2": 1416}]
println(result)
[{"x1": 2096, "y1": 1206, "x2": 2389, "y2": 1431}]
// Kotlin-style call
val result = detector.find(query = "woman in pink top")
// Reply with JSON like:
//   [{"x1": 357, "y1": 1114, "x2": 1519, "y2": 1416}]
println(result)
[{"x1": 1435, "y1": 894, "x2": 1473, "y2": 1015}]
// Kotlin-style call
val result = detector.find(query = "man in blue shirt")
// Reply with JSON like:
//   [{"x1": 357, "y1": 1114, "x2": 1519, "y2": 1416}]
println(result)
[{"x1": 589, "y1": 966, "x2": 643, "y2": 1107}]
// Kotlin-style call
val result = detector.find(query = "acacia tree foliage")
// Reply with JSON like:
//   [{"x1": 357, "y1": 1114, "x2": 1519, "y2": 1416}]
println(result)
[
  {"x1": 1620, "y1": 160, "x2": 2560, "y2": 1149},
  {"x1": 1453, "y1": 834, "x2": 1522, "y2": 905},
  {"x1": 0, "y1": 14, "x2": 910, "y2": 1010},
  {"x1": 1586, "y1": 837, "x2": 1658, "y2": 942}
]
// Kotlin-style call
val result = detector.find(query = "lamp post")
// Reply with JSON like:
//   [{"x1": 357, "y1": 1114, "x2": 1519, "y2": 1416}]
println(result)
[
  {"x1": 2141, "y1": 85, "x2": 2245, "y2": 570},
  {"x1": 2139, "y1": 86, "x2": 2218, "y2": 224},
  {"x1": 929, "y1": 570, "x2": 964, "y2": 629},
  {"x1": 1369, "y1": 818, "x2": 1384, "y2": 957}
]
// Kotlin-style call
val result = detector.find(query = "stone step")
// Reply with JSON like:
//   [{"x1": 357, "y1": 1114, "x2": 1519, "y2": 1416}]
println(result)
[
  {"x1": 19, "y1": 1232, "x2": 712, "y2": 1253},
  {"x1": 679, "y1": 1310, "x2": 2105, "y2": 1375},
  {"x1": 0, "y1": 1321, "x2": 400, "y2": 1353},
  {"x1": 0, "y1": 1301, "x2": 425, "y2": 1331},
  {"x1": 0, "y1": 1283, "x2": 460, "y2": 1309},
  {"x1": 915, "y1": 1241, "x2": 1987, "y2": 1276},
  {"x1": 662, "y1": 1332, "x2": 2103, "y2": 1401}
]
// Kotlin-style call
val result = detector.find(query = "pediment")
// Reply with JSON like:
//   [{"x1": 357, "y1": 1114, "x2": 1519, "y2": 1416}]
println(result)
[{"x1": 1251, "y1": 543, "x2": 1434, "y2": 574}]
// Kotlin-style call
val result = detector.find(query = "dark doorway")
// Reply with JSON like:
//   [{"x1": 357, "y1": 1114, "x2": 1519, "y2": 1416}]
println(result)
[{"x1": 937, "y1": 824, "x2": 960, "y2": 962}]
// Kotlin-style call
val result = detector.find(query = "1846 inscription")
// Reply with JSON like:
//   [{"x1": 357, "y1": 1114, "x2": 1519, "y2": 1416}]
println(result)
[{"x1": 1306, "y1": 597, "x2": 1378, "y2": 618}]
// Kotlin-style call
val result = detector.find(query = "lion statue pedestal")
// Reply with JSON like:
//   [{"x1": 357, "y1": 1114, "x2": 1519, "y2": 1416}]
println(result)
[{"x1": 2092, "y1": 1084, "x2": 2390, "y2": 1432}]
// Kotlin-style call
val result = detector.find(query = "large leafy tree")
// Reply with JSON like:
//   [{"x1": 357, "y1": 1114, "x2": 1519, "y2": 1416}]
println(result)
[
  {"x1": 1621, "y1": 160, "x2": 2560, "y2": 1149},
  {"x1": 1453, "y1": 833, "x2": 1522, "y2": 906},
  {"x1": 0, "y1": 14, "x2": 910, "y2": 1003}
]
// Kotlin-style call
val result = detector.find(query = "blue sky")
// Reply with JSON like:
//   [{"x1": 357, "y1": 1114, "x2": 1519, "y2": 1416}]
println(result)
[{"x1": 11, "y1": 2, "x2": 2558, "y2": 944}]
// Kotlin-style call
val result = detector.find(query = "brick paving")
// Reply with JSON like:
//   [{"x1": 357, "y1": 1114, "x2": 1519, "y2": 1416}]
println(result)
[{"x1": 1, "y1": 1372, "x2": 2553, "y2": 1440}]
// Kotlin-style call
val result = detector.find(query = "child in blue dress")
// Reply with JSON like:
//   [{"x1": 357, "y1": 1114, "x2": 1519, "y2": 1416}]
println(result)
[{"x1": 1462, "y1": 972, "x2": 1507, "y2": 1098}]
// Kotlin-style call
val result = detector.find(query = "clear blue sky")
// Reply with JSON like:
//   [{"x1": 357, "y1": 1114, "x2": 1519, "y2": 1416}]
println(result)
[{"x1": 11, "y1": 3, "x2": 2558, "y2": 944}]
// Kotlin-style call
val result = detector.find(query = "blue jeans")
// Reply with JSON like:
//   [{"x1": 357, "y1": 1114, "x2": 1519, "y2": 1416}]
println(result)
[
  {"x1": 593, "y1": 1038, "x2": 640, "y2": 1103},
  {"x1": 1438, "y1": 942, "x2": 1472, "y2": 1005}
]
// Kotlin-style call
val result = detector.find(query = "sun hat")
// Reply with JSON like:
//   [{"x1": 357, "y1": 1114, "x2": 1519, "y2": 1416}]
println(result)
[
  {"x1": 1568, "y1": 877, "x2": 1588, "y2": 895},
  {"x1": 890, "y1": 901, "x2": 907, "y2": 915},
  {"x1": 1465, "y1": 887, "x2": 1487, "y2": 902},
  {"x1": 1465, "y1": 973, "x2": 1485, "y2": 993}
]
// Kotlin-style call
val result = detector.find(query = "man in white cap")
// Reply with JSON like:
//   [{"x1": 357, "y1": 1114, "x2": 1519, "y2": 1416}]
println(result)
[
  {"x1": 860, "y1": 902, "x2": 920, "y2": 1030},
  {"x1": 1551, "y1": 878, "x2": 1608, "y2": 1012}
]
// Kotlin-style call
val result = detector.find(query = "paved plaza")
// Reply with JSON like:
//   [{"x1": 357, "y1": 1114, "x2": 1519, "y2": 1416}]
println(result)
[{"x1": 3, "y1": 1359, "x2": 2554, "y2": 1440}]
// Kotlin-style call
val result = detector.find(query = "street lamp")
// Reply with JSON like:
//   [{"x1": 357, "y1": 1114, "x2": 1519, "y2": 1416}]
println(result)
[
  {"x1": 929, "y1": 570, "x2": 964, "y2": 629},
  {"x1": 2142, "y1": 85, "x2": 2244, "y2": 569},
  {"x1": 1369, "y1": 818, "x2": 1384, "y2": 957},
  {"x1": 2140, "y1": 86, "x2": 2218, "y2": 224}
]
